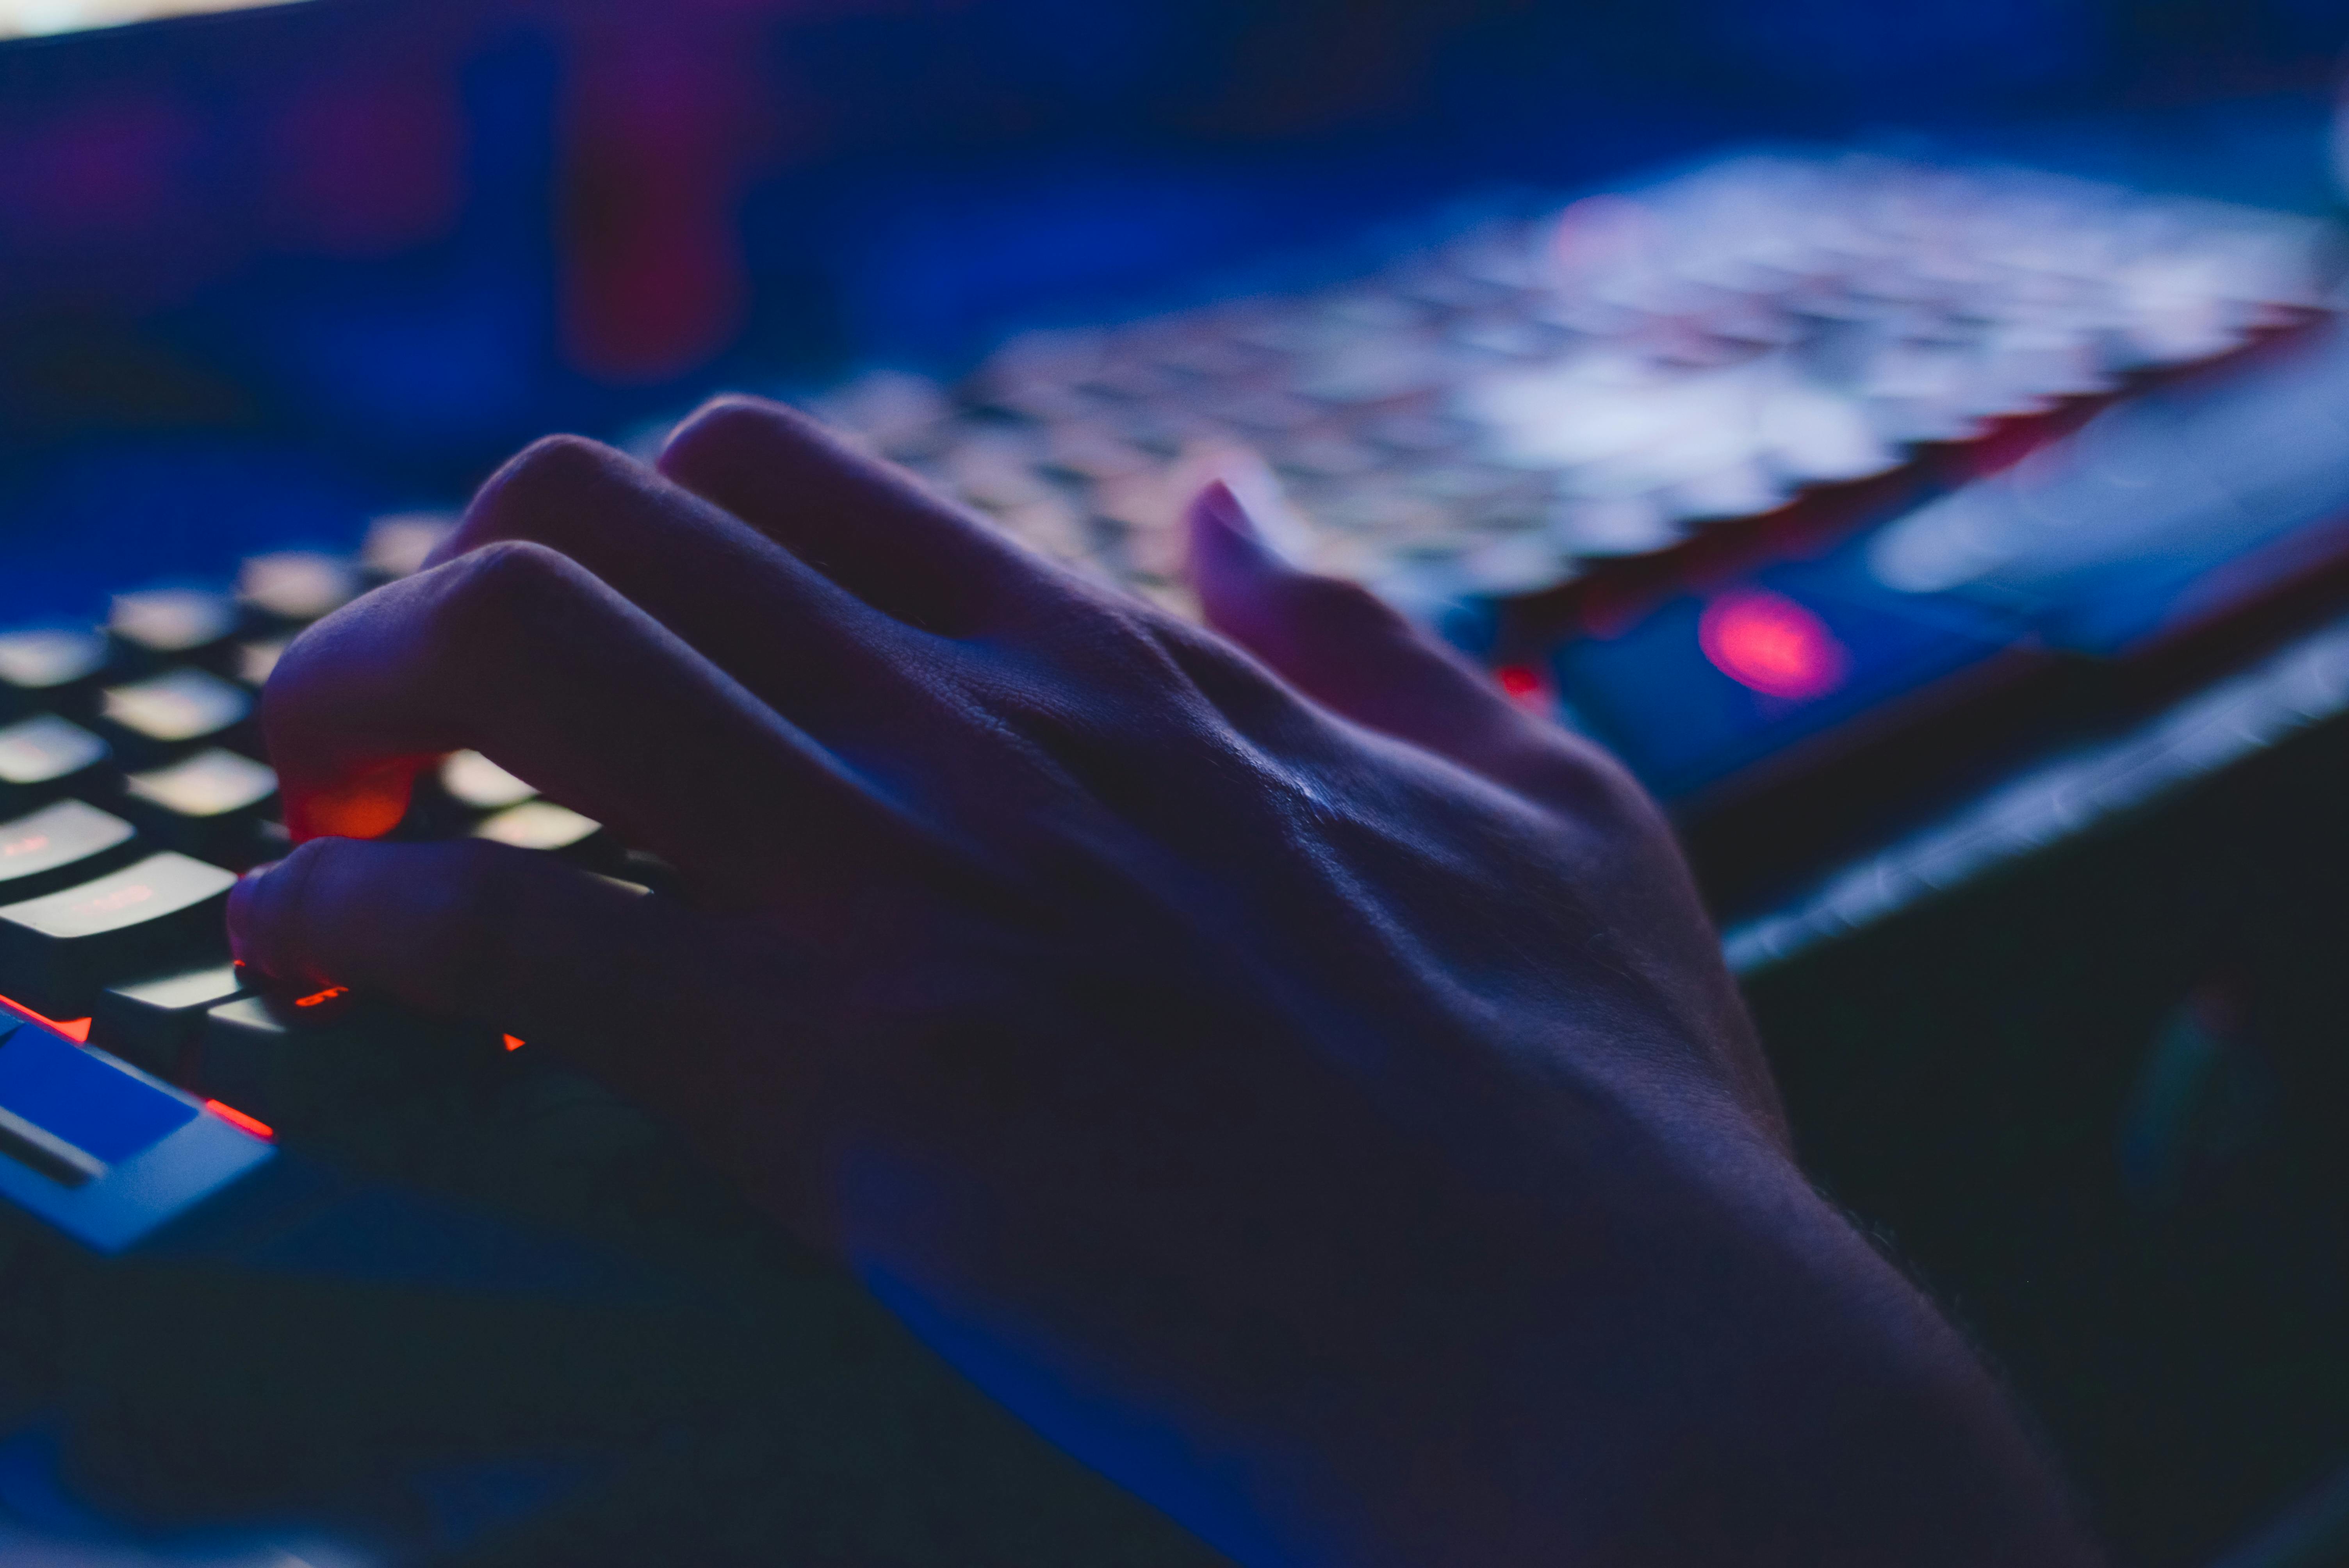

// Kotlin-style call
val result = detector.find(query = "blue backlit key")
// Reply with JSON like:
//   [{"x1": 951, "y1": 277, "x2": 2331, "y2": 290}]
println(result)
[{"x1": 0, "y1": 1015, "x2": 273, "y2": 1253}]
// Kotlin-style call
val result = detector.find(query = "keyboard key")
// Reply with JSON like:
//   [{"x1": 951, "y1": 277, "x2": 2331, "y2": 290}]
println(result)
[
  {"x1": 0, "y1": 715, "x2": 110, "y2": 814},
  {"x1": 237, "y1": 551, "x2": 359, "y2": 626},
  {"x1": 89, "y1": 963, "x2": 245, "y2": 1078},
  {"x1": 441, "y1": 750, "x2": 535, "y2": 812},
  {"x1": 360, "y1": 512, "x2": 456, "y2": 582},
  {"x1": 234, "y1": 637, "x2": 289, "y2": 688},
  {"x1": 0, "y1": 853, "x2": 237, "y2": 1019},
  {"x1": 474, "y1": 800, "x2": 603, "y2": 855},
  {"x1": 0, "y1": 800, "x2": 140, "y2": 903},
  {"x1": 97, "y1": 668, "x2": 253, "y2": 764},
  {"x1": 119, "y1": 750, "x2": 278, "y2": 866},
  {"x1": 194, "y1": 990, "x2": 493, "y2": 1128},
  {"x1": 0, "y1": 627, "x2": 109, "y2": 717},
  {"x1": 108, "y1": 588, "x2": 238, "y2": 668}
]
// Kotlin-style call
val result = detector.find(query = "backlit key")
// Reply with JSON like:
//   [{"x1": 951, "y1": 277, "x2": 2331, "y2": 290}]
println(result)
[
  {"x1": 441, "y1": 750, "x2": 535, "y2": 812},
  {"x1": 237, "y1": 551, "x2": 359, "y2": 626},
  {"x1": 474, "y1": 800, "x2": 603, "y2": 855},
  {"x1": 0, "y1": 853, "x2": 237, "y2": 1019},
  {"x1": 98, "y1": 668, "x2": 253, "y2": 764},
  {"x1": 90, "y1": 963, "x2": 246, "y2": 1078},
  {"x1": 0, "y1": 714, "x2": 110, "y2": 814},
  {"x1": 0, "y1": 800, "x2": 139, "y2": 902},
  {"x1": 0, "y1": 627, "x2": 108, "y2": 716},
  {"x1": 235, "y1": 637, "x2": 288, "y2": 688},
  {"x1": 109, "y1": 589, "x2": 238, "y2": 666},
  {"x1": 120, "y1": 749, "x2": 278, "y2": 865},
  {"x1": 360, "y1": 512, "x2": 456, "y2": 582}
]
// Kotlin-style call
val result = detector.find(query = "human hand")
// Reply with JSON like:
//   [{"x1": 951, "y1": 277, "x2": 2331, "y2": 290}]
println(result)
[{"x1": 230, "y1": 401, "x2": 2097, "y2": 1567}]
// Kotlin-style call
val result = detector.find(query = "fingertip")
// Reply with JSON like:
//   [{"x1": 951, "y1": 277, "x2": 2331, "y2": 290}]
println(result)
[
  {"x1": 280, "y1": 757, "x2": 428, "y2": 844},
  {"x1": 224, "y1": 861, "x2": 272, "y2": 970},
  {"x1": 226, "y1": 845, "x2": 328, "y2": 987}
]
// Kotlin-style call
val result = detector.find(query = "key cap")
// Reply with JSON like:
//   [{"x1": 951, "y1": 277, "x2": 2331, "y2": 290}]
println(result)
[
  {"x1": 0, "y1": 715, "x2": 110, "y2": 815},
  {"x1": 237, "y1": 551, "x2": 359, "y2": 628},
  {"x1": 0, "y1": 627, "x2": 109, "y2": 718},
  {"x1": 360, "y1": 512, "x2": 456, "y2": 583},
  {"x1": 109, "y1": 589, "x2": 239, "y2": 670},
  {"x1": 0, "y1": 1023, "x2": 198, "y2": 1168},
  {"x1": 0, "y1": 853, "x2": 237, "y2": 1019},
  {"x1": 474, "y1": 800, "x2": 607, "y2": 859},
  {"x1": 234, "y1": 637, "x2": 288, "y2": 688},
  {"x1": 96, "y1": 668, "x2": 253, "y2": 766},
  {"x1": 441, "y1": 750, "x2": 535, "y2": 812},
  {"x1": 90, "y1": 964, "x2": 246, "y2": 1079},
  {"x1": 400, "y1": 748, "x2": 535, "y2": 836},
  {"x1": 0, "y1": 801, "x2": 140, "y2": 903},
  {"x1": 119, "y1": 750, "x2": 278, "y2": 867},
  {"x1": 194, "y1": 989, "x2": 493, "y2": 1130}
]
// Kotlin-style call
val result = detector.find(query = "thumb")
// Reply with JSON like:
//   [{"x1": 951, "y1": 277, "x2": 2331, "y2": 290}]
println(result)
[{"x1": 1186, "y1": 481, "x2": 1553, "y2": 784}]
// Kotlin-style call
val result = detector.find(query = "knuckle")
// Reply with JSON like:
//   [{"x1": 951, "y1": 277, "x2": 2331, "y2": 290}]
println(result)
[
  {"x1": 1533, "y1": 738, "x2": 1663, "y2": 831},
  {"x1": 487, "y1": 434, "x2": 629, "y2": 512},
  {"x1": 442, "y1": 538, "x2": 579, "y2": 631},
  {"x1": 450, "y1": 435, "x2": 634, "y2": 563},
  {"x1": 659, "y1": 396, "x2": 798, "y2": 475},
  {"x1": 421, "y1": 540, "x2": 592, "y2": 682}
]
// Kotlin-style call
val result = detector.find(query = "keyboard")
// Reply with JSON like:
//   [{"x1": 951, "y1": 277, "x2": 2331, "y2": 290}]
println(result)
[
  {"x1": 769, "y1": 151, "x2": 2340, "y2": 907},
  {"x1": 802, "y1": 152, "x2": 2328, "y2": 605},
  {"x1": 0, "y1": 146, "x2": 2340, "y2": 1563}
]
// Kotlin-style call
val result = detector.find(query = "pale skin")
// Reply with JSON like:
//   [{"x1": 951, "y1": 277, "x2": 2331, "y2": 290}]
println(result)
[{"x1": 228, "y1": 399, "x2": 2103, "y2": 1566}]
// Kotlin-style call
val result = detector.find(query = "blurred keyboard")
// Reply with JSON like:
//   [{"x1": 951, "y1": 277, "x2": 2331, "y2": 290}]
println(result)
[
  {"x1": 770, "y1": 151, "x2": 2349, "y2": 905},
  {"x1": 803, "y1": 152, "x2": 2330, "y2": 607},
  {"x1": 0, "y1": 147, "x2": 2345, "y2": 1563}
]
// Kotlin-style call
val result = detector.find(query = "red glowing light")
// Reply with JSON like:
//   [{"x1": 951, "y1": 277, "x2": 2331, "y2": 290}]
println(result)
[
  {"x1": 203, "y1": 1100, "x2": 274, "y2": 1140},
  {"x1": 292, "y1": 985, "x2": 349, "y2": 1009},
  {"x1": 1697, "y1": 589, "x2": 1849, "y2": 701},
  {"x1": 1495, "y1": 664, "x2": 1544, "y2": 703},
  {"x1": 0, "y1": 994, "x2": 90, "y2": 1042},
  {"x1": 502, "y1": 1034, "x2": 525, "y2": 1052}
]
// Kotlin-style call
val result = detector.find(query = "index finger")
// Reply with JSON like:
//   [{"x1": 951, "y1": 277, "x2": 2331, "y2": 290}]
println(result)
[{"x1": 265, "y1": 540, "x2": 904, "y2": 905}]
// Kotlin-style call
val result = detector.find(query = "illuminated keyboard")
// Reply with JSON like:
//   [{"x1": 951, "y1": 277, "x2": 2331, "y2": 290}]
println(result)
[
  {"x1": 0, "y1": 516, "x2": 1234, "y2": 1565},
  {"x1": 763, "y1": 153, "x2": 2344, "y2": 909},
  {"x1": 797, "y1": 152, "x2": 2330, "y2": 614}
]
